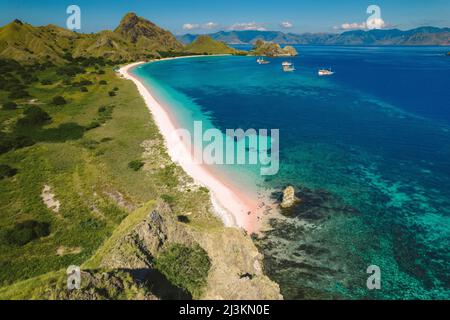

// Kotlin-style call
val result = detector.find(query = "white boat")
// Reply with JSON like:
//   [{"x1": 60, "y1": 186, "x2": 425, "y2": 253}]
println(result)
[
  {"x1": 318, "y1": 68, "x2": 334, "y2": 76},
  {"x1": 282, "y1": 61, "x2": 295, "y2": 72},
  {"x1": 257, "y1": 57, "x2": 270, "y2": 64}
]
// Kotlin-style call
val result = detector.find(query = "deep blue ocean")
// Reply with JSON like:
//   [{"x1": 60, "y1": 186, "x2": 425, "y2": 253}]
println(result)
[{"x1": 133, "y1": 46, "x2": 450, "y2": 299}]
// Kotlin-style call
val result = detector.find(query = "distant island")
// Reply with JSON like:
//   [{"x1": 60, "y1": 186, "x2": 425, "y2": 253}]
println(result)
[
  {"x1": 184, "y1": 35, "x2": 239, "y2": 55},
  {"x1": 250, "y1": 39, "x2": 298, "y2": 57},
  {"x1": 178, "y1": 27, "x2": 450, "y2": 46}
]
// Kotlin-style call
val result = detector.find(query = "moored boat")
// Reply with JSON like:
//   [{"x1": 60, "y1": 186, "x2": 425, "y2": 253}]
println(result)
[
  {"x1": 282, "y1": 61, "x2": 295, "y2": 72},
  {"x1": 318, "y1": 68, "x2": 334, "y2": 76}
]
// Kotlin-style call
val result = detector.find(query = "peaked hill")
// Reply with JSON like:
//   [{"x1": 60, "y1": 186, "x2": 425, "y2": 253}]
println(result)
[
  {"x1": 184, "y1": 35, "x2": 237, "y2": 55},
  {"x1": 0, "y1": 13, "x2": 184, "y2": 64}
]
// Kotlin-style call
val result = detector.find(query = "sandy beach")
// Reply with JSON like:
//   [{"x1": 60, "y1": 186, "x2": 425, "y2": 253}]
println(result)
[{"x1": 120, "y1": 58, "x2": 261, "y2": 233}]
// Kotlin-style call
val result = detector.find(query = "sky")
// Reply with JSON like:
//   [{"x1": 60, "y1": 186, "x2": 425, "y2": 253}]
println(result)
[{"x1": 1, "y1": 0, "x2": 449, "y2": 34}]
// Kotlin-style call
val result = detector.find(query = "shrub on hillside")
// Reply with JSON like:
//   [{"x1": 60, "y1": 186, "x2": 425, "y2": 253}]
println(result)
[
  {"x1": 13, "y1": 135, "x2": 35, "y2": 148},
  {"x1": 2, "y1": 220, "x2": 51, "y2": 246},
  {"x1": 0, "y1": 134, "x2": 34, "y2": 154},
  {"x1": 155, "y1": 244, "x2": 211, "y2": 298},
  {"x1": 79, "y1": 79, "x2": 93, "y2": 86},
  {"x1": 3, "y1": 81, "x2": 26, "y2": 92},
  {"x1": 0, "y1": 164, "x2": 18, "y2": 179},
  {"x1": 0, "y1": 59, "x2": 22, "y2": 74},
  {"x1": 85, "y1": 121, "x2": 100, "y2": 130},
  {"x1": 40, "y1": 79, "x2": 53, "y2": 85},
  {"x1": 17, "y1": 107, "x2": 51, "y2": 126},
  {"x1": 128, "y1": 160, "x2": 144, "y2": 171},
  {"x1": 80, "y1": 86, "x2": 88, "y2": 92},
  {"x1": 24, "y1": 76, "x2": 39, "y2": 84},
  {"x1": 0, "y1": 137, "x2": 13, "y2": 154},
  {"x1": 52, "y1": 96, "x2": 67, "y2": 105},
  {"x1": 177, "y1": 215, "x2": 190, "y2": 223},
  {"x1": 57, "y1": 65, "x2": 85, "y2": 77},
  {"x1": 108, "y1": 91, "x2": 116, "y2": 97},
  {"x1": 2, "y1": 102, "x2": 17, "y2": 110},
  {"x1": 99, "y1": 80, "x2": 107, "y2": 85},
  {"x1": 8, "y1": 89, "x2": 30, "y2": 99},
  {"x1": 161, "y1": 194, "x2": 175, "y2": 205}
]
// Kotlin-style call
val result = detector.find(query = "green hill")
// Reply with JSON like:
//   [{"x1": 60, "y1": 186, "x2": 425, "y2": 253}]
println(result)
[
  {"x1": 184, "y1": 35, "x2": 237, "y2": 55},
  {"x1": 114, "y1": 12, "x2": 182, "y2": 51},
  {"x1": 0, "y1": 13, "x2": 185, "y2": 64},
  {"x1": 0, "y1": 20, "x2": 76, "y2": 64}
]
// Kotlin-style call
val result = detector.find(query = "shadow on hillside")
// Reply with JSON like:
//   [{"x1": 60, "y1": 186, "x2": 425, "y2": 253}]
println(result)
[
  {"x1": 36, "y1": 122, "x2": 85, "y2": 142},
  {"x1": 122, "y1": 268, "x2": 192, "y2": 300},
  {"x1": 15, "y1": 122, "x2": 86, "y2": 143}
]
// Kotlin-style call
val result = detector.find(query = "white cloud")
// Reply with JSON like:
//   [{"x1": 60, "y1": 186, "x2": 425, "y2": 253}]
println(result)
[
  {"x1": 280, "y1": 21, "x2": 294, "y2": 29},
  {"x1": 183, "y1": 23, "x2": 200, "y2": 30},
  {"x1": 341, "y1": 22, "x2": 366, "y2": 30},
  {"x1": 228, "y1": 22, "x2": 267, "y2": 31},
  {"x1": 202, "y1": 22, "x2": 219, "y2": 29},
  {"x1": 334, "y1": 18, "x2": 387, "y2": 31},
  {"x1": 182, "y1": 22, "x2": 219, "y2": 31}
]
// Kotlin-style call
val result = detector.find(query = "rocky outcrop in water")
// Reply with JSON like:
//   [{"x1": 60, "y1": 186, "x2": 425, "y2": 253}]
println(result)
[
  {"x1": 280, "y1": 186, "x2": 298, "y2": 208},
  {"x1": 256, "y1": 186, "x2": 362, "y2": 299},
  {"x1": 251, "y1": 40, "x2": 298, "y2": 57}
]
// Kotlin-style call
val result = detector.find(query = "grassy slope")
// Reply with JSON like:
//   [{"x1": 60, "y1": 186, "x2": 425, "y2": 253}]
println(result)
[
  {"x1": 0, "y1": 62, "x2": 222, "y2": 289},
  {"x1": 185, "y1": 35, "x2": 237, "y2": 55},
  {"x1": 0, "y1": 201, "x2": 155, "y2": 300},
  {"x1": 0, "y1": 14, "x2": 186, "y2": 65}
]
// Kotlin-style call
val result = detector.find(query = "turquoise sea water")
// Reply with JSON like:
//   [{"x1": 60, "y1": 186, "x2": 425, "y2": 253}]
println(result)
[{"x1": 132, "y1": 47, "x2": 450, "y2": 299}]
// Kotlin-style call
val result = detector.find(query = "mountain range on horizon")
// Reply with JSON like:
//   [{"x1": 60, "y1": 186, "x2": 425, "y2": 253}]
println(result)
[
  {"x1": 178, "y1": 27, "x2": 450, "y2": 46},
  {"x1": 0, "y1": 12, "x2": 449, "y2": 66}
]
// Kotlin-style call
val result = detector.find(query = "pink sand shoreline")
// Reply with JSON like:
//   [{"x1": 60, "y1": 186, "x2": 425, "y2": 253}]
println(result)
[{"x1": 120, "y1": 58, "x2": 260, "y2": 233}]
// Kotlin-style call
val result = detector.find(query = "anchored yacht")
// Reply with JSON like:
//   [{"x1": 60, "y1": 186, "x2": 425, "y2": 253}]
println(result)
[
  {"x1": 318, "y1": 68, "x2": 335, "y2": 76},
  {"x1": 257, "y1": 57, "x2": 270, "y2": 64},
  {"x1": 282, "y1": 61, "x2": 295, "y2": 72}
]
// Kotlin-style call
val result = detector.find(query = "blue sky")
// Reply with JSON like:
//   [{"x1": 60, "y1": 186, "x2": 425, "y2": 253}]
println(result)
[{"x1": 1, "y1": 0, "x2": 449, "y2": 34}]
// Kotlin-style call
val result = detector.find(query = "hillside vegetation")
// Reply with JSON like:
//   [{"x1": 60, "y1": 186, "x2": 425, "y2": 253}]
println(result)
[
  {"x1": 184, "y1": 35, "x2": 238, "y2": 55},
  {"x1": 0, "y1": 55, "x2": 281, "y2": 299},
  {"x1": 0, "y1": 14, "x2": 251, "y2": 66},
  {"x1": 0, "y1": 13, "x2": 282, "y2": 298},
  {"x1": 0, "y1": 13, "x2": 184, "y2": 65}
]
